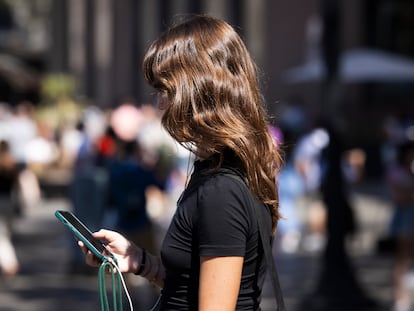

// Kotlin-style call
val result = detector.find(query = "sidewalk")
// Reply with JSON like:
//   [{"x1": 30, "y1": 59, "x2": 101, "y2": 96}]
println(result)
[
  {"x1": 0, "y1": 198, "x2": 100, "y2": 311},
  {"x1": 274, "y1": 181, "x2": 397, "y2": 311},
  {"x1": 0, "y1": 197, "x2": 159, "y2": 311},
  {"x1": 0, "y1": 185, "x2": 399, "y2": 311}
]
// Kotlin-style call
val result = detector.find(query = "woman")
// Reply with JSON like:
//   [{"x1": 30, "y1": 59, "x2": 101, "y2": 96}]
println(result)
[{"x1": 81, "y1": 15, "x2": 282, "y2": 310}]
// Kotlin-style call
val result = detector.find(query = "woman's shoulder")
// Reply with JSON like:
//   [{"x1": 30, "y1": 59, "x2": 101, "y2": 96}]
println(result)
[
  {"x1": 190, "y1": 156, "x2": 249, "y2": 198},
  {"x1": 195, "y1": 170, "x2": 255, "y2": 217}
]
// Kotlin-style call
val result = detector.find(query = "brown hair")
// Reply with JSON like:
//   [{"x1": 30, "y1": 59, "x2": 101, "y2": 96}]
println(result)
[{"x1": 143, "y1": 15, "x2": 282, "y2": 231}]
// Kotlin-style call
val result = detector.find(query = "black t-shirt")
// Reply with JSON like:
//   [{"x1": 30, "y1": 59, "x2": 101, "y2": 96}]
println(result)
[{"x1": 159, "y1": 159, "x2": 272, "y2": 310}]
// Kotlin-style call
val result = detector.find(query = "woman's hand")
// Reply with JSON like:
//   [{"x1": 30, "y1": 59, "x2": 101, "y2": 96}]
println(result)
[{"x1": 78, "y1": 229, "x2": 141, "y2": 274}]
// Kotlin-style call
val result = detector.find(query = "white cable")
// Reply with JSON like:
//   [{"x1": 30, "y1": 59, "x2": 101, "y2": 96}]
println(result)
[{"x1": 111, "y1": 260, "x2": 134, "y2": 311}]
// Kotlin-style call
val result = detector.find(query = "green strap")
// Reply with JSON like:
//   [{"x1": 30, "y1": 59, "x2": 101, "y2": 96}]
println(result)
[{"x1": 99, "y1": 258, "x2": 123, "y2": 311}]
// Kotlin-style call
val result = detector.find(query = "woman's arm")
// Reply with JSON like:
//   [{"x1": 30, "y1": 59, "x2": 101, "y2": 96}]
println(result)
[
  {"x1": 199, "y1": 256, "x2": 243, "y2": 311},
  {"x1": 80, "y1": 229, "x2": 165, "y2": 288},
  {"x1": 138, "y1": 251, "x2": 165, "y2": 288}
]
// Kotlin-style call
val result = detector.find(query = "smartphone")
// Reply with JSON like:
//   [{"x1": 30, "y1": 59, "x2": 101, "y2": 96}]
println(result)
[{"x1": 55, "y1": 210, "x2": 113, "y2": 262}]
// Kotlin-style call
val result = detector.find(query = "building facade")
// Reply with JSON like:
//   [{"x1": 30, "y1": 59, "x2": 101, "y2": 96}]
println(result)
[{"x1": 1, "y1": 0, "x2": 413, "y2": 147}]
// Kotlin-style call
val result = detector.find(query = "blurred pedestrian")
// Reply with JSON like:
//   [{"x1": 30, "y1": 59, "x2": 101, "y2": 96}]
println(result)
[
  {"x1": 79, "y1": 15, "x2": 283, "y2": 310},
  {"x1": 7, "y1": 101, "x2": 37, "y2": 167},
  {"x1": 300, "y1": 121, "x2": 376, "y2": 310},
  {"x1": 386, "y1": 141, "x2": 414, "y2": 311},
  {"x1": 293, "y1": 126, "x2": 329, "y2": 252},
  {"x1": 107, "y1": 138, "x2": 164, "y2": 256},
  {"x1": 0, "y1": 140, "x2": 20, "y2": 276},
  {"x1": 68, "y1": 120, "x2": 108, "y2": 273},
  {"x1": 277, "y1": 128, "x2": 305, "y2": 254}
]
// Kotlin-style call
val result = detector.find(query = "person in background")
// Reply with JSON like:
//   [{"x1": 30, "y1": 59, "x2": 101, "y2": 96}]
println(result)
[
  {"x1": 276, "y1": 127, "x2": 305, "y2": 254},
  {"x1": 107, "y1": 138, "x2": 164, "y2": 258},
  {"x1": 79, "y1": 15, "x2": 283, "y2": 310},
  {"x1": 386, "y1": 141, "x2": 414, "y2": 311},
  {"x1": 0, "y1": 140, "x2": 20, "y2": 276},
  {"x1": 68, "y1": 120, "x2": 108, "y2": 273}
]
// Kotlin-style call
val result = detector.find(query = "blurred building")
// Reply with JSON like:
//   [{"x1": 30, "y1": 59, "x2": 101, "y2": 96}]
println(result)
[
  {"x1": 0, "y1": 0, "x2": 48, "y2": 104},
  {"x1": 50, "y1": 0, "x2": 261, "y2": 108},
  {"x1": 1, "y1": 0, "x2": 414, "y2": 174}
]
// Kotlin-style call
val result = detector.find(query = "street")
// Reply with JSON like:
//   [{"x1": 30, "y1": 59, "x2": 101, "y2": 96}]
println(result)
[{"x1": 0, "y1": 183, "x2": 399, "y2": 311}]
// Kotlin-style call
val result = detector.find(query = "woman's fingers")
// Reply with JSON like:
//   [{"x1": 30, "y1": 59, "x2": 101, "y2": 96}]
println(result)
[
  {"x1": 86, "y1": 249, "x2": 101, "y2": 266},
  {"x1": 92, "y1": 229, "x2": 122, "y2": 242},
  {"x1": 78, "y1": 240, "x2": 87, "y2": 254},
  {"x1": 78, "y1": 240, "x2": 101, "y2": 266}
]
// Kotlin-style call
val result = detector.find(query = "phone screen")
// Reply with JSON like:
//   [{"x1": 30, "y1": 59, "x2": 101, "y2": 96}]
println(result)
[{"x1": 55, "y1": 210, "x2": 111, "y2": 259}]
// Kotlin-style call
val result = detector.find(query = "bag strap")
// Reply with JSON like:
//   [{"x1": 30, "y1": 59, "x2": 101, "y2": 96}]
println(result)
[
  {"x1": 254, "y1": 198, "x2": 286, "y2": 311},
  {"x1": 220, "y1": 170, "x2": 286, "y2": 311}
]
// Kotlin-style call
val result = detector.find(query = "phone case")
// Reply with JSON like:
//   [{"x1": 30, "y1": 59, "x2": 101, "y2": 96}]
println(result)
[{"x1": 55, "y1": 210, "x2": 113, "y2": 262}]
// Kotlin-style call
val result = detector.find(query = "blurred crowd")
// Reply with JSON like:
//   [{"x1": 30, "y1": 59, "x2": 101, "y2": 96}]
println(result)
[
  {"x1": 274, "y1": 104, "x2": 414, "y2": 311},
  {"x1": 0, "y1": 98, "x2": 190, "y2": 279},
  {"x1": 0, "y1": 96, "x2": 413, "y2": 310}
]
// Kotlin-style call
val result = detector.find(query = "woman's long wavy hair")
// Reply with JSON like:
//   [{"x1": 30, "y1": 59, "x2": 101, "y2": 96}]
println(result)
[{"x1": 143, "y1": 15, "x2": 282, "y2": 231}]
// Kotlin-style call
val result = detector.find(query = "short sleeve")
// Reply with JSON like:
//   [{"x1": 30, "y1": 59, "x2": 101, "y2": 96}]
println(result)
[{"x1": 197, "y1": 174, "x2": 251, "y2": 257}]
